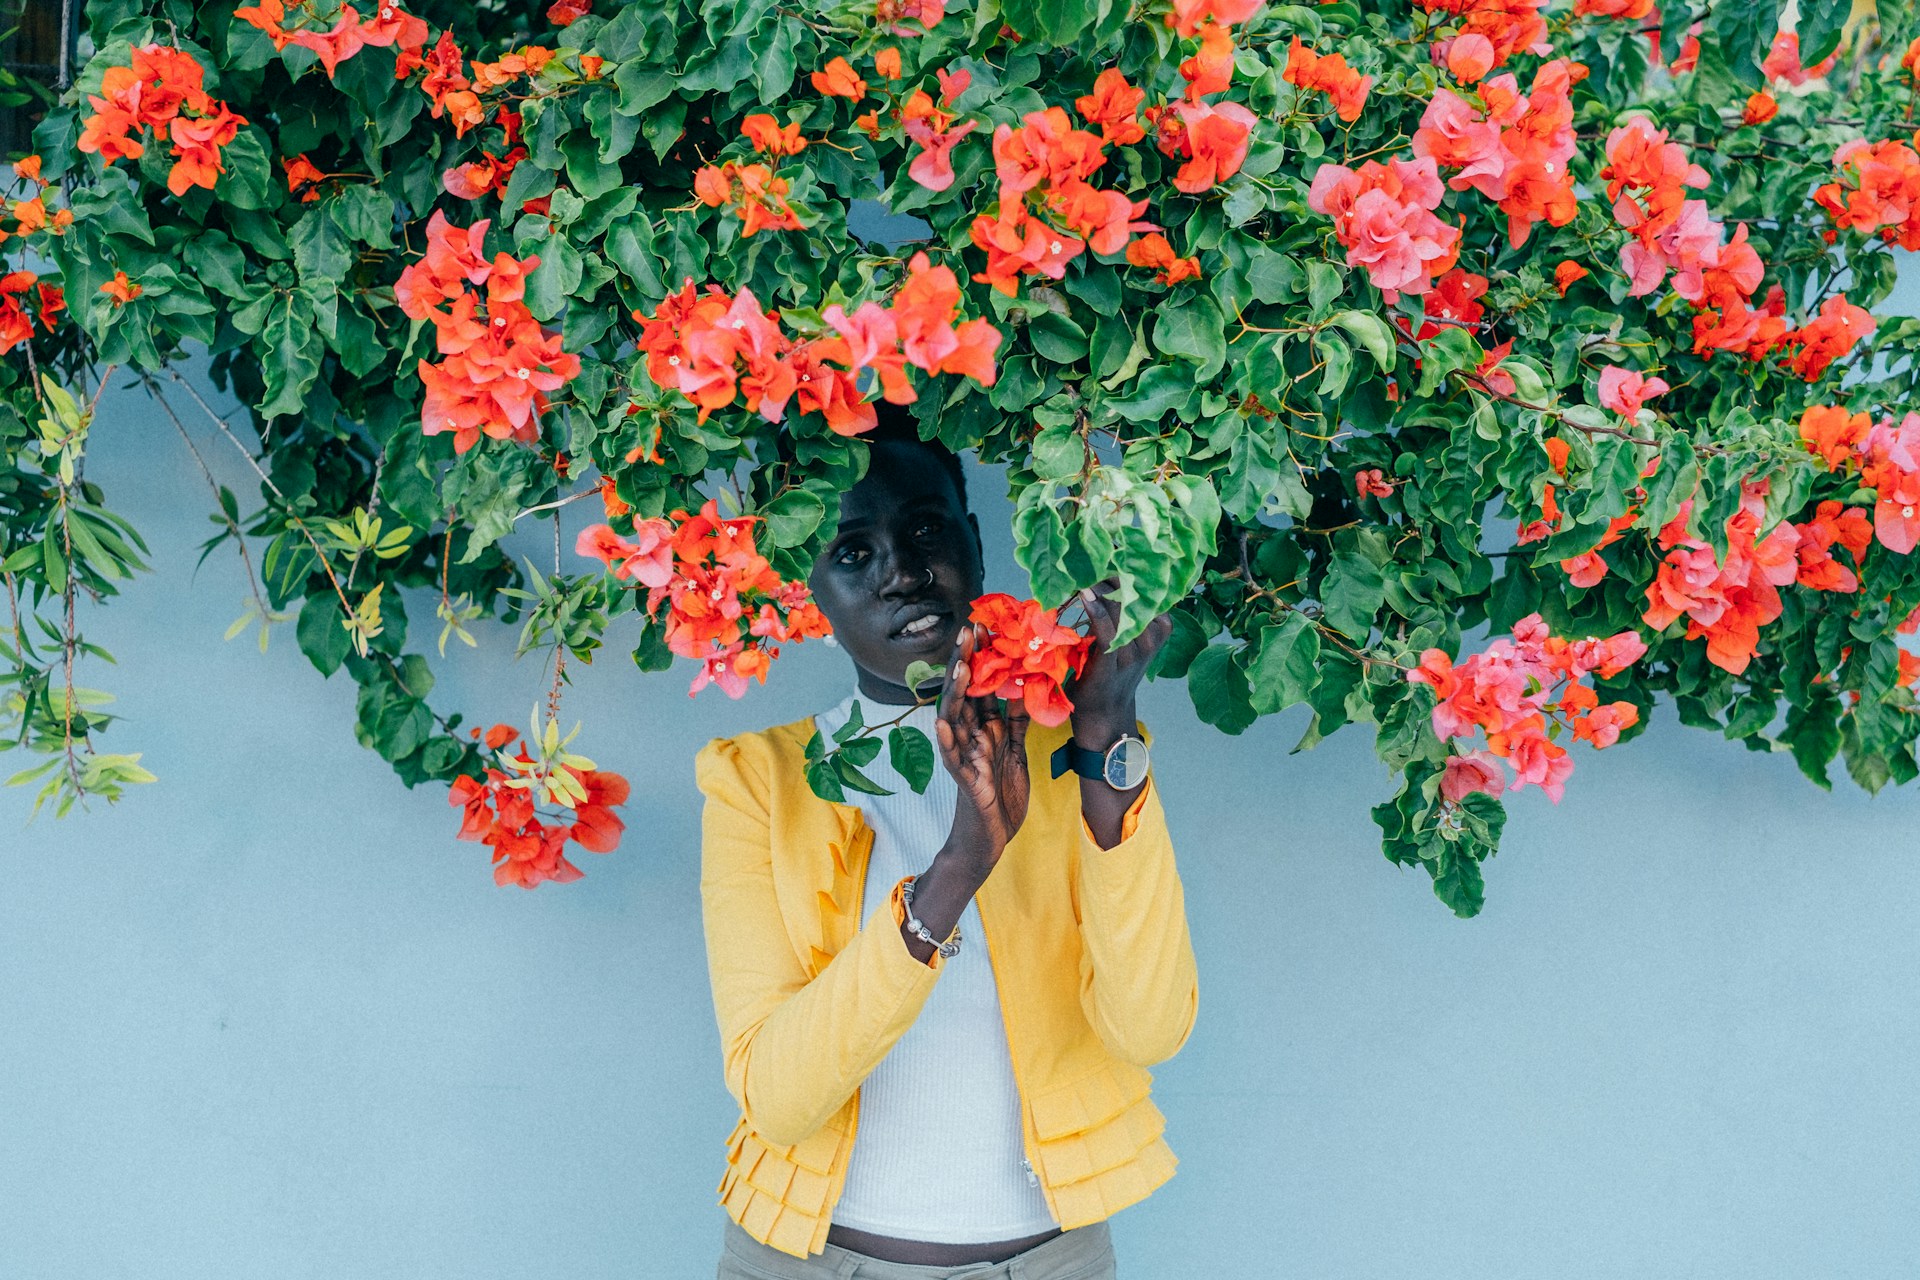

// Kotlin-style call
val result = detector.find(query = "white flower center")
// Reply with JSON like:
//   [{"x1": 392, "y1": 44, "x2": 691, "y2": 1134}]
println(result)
[
  {"x1": 1049, "y1": 240, "x2": 1062, "y2": 254},
  {"x1": 1904, "y1": 505, "x2": 1914, "y2": 519},
  {"x1": 515, "y1": 367, "x2": 530, "y2": 379},
  {"x1": 668, "y1": 355, "x2": 680, "y2": 365}
]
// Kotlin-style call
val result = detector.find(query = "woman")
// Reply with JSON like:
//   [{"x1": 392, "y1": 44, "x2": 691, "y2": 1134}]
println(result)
[{"x1": 697, "y1": 408, "x2": 1200, "y2": 1278}]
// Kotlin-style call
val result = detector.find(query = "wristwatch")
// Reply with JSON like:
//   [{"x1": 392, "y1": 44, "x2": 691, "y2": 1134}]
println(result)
[{"x1": 1050, "y1": 731, "x2": 1151, "y2": 791}]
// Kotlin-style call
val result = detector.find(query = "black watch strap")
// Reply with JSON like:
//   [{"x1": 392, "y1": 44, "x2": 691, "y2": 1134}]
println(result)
[{"x1": 1050, "y1": 738, "x2": 1106, "y2": 782}]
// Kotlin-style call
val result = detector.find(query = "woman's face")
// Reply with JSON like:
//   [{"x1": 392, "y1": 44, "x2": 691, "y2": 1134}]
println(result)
[{"x1": 807, "y1": 440, "x2": 984, "y2": 703}]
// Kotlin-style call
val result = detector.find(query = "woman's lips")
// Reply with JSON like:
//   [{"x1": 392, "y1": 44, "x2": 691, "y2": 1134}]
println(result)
[{"x1": 891, "y1": 609, "x2": 952, "y2": 642}]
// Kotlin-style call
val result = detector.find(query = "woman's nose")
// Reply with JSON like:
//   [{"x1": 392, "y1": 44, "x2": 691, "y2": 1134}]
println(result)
[{"x1": 880, "y1": 551, "x2": 932, "y2": 596}]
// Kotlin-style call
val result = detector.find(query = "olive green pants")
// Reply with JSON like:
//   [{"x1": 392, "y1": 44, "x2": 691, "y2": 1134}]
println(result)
[{"x1": 715, "y1": 1218, "x2": 1117, "y2": 1280}]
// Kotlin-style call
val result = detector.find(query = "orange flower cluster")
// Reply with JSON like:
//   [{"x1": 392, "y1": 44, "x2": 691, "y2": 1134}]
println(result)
[
  {"x1": 633, "y1": 254, "x2": 1000, "y2": 435},
  {"x1": 1410, "y1": 614, "x2": 1645, "y2": 805},
  {"x1": 1601, "y1": 116, "x2": 1789, "y2": 360},
  {"x1": 449, "y1": 722, "x2": 630, "y2": 889},
  {"x1": 964, "y1": 593, "x2": 1093, "y2": 727},
  {"x1": 1410, "y1": 57, "x2": 1582, "y2": 249},
  {"x1": 692, "y1": 115, "x2": 811, "y2": 235},
  {"x1": 1283, "y1": 38, "x2": 1372, "y2": 122},
  {"x1": 234, "y1": 0, "x2": 428, "y2": 78},
  {"x1": 1778, "y1": 294, "x2": 1875, "y2": 381},
  {"x1": 1417, "y1": 0, "x2": 1552, "y2": 76},
  {"x1": 1125, "y1": 232, "x2": 1202, "y2": 285},
  {"x1": 1798, "y1": 405, "x2": 1920, "y2": 557},
  {"x1": 1760, "y1": 31, "x2": 1835, "y2": 86},
  {"x1": 443, "y1": 107, "x2": 528, "y2": 201},
  {"x1": 77, "y1": 44, "x2": 247, "y2": 197},
  {"x1": 576, "y1": 500, "x2": 831, "y2": 698},
  {"x1": 975, "y1": 99, "x2": 1143, "y2": 292},
  {"x1": 0, "y1": 156, "x2": 69, "y2": 245},
  {"x1": 0, "y1": 270, "x2": 64, "y2": 354},
  {"x1": 1643, "y1": 488, "x2": 1805, "y2": 674},
  {"x1": 1815, "y1": 134, "x2": 1920, "y2": 251},
  {"x1": 394, "y1": 211, "x2": 580, "y2": 455}
]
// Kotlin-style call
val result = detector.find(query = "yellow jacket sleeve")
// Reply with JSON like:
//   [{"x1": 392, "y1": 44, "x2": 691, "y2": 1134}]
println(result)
[
  {"x1": 1072, "y1": 773, "x2": 1200, "y2": 1067},
  {"x1": 697, "y1": 735, "x2": 944, "y2": 1147}
]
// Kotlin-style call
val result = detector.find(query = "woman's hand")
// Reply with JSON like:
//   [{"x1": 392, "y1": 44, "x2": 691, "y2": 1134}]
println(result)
[
  {"x1": 934, "y1": 622, "x2": 1032, "y2": 867},
  {"x1": 1067, "y1": 577, "x2": 1173, "y2": 742}
]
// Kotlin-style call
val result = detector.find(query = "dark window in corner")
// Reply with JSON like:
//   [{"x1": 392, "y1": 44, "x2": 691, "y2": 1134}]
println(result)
[{"x1": 0, "y1": 1, "x2": 74, "y2": 161}]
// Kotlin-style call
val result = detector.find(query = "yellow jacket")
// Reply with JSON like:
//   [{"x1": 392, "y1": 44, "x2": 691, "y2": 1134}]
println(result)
[{"x1": 696, "y1": 710, "x2": 1199, "y2": 1258}]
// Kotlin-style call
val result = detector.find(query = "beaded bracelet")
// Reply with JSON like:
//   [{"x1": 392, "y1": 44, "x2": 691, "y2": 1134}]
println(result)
[{"x1": 899, "y1": 874, "x2": 961, "y2": 960}]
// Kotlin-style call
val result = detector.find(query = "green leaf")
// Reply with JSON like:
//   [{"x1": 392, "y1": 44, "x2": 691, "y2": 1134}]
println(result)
[
  {"x1": 760, "y1": 489, "x2": 827, "y2": 547},
  {"x1": 1320, "y1": 546, "x2": 1385, "y2": 640},
  {"x1": 1432, "y1": 846, "x2": 1486, "y2": 918},
  {"x1": 1187, "y1": 644, "x2": 1257, "y2": 734},
  {"x1": 1151, "y1": 297, "x2": 1227, "y2": 380},
  {"x1": 1246, "y1": 613, "x2": 1321, "y2": 714},
  {"x1": 999, "y1": 0, "x2": 1095, "y2": 45},
  {"x1": 523, "y1": 235, "x2": 585, "y2": 322},
  {"x1": 1708, "y1": 0, "x2": 1784, "y2": 87},
  {"x1": 888, "y1": 725, "x2": 935, "y2": 794},
  {"x1": 296, "y1": 593, "x2": 351, "y2": 677},
  {"x1": 1330, "y1": 310, "x2": 1396, "y2": 374}
]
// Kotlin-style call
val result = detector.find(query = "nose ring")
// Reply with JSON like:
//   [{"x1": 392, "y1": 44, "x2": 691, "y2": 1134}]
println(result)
[{"x1": 918, "y1": 566, "x2": 934, "y2": 588}]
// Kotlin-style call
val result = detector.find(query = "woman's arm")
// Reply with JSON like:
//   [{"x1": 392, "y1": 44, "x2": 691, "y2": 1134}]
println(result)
[
  {"x1": 1062, "y1": 584, "x2": 1199, "y2": 1067},
  {"x1": 1066, "y1": 723, "x2": 1200, "y2": 1067},
  {"x1": 698, "y1": 735, "x2": 943, "y2": 1147},
  {"x1": 697, "y1": 629, "x2": 1032, "y2": 1146}
]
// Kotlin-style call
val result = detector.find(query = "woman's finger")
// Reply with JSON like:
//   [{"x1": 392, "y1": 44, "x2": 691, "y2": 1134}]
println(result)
[
  {"x1": 1079, "y1": 585, "x2": 1117, "y2": 648},
  {"x1": 937, "y1": 627, "x2": 972, "y2": 724}
]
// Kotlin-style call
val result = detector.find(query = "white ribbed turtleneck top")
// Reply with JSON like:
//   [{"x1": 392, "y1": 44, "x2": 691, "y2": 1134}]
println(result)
[{"x1": 815, "y1": 687, "x2": 1059, "y2": 1243}]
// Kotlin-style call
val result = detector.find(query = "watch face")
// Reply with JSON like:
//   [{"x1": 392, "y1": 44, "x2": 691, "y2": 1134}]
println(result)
[{"x1": 1104, "y1": 736, "x2": 1150, "y2": 789}]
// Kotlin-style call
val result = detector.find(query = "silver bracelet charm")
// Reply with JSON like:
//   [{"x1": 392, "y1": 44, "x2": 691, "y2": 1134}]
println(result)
[{"x1": 899, "y1": 874, "x2": 961, "y2": 959}]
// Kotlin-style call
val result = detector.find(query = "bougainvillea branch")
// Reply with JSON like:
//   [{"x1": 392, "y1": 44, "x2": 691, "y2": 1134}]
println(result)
[{"x1": 2, "y1": 0, "x2": 1919, "y2": 911}]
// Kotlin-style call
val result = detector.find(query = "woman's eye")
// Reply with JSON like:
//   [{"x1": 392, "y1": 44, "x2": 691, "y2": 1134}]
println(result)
[
  {"x1": 914, "y1": 520, "x2": 942, "y2": 538},
  {"x1": 835, "y1": 547, "x2": 868, "y2": 566}
]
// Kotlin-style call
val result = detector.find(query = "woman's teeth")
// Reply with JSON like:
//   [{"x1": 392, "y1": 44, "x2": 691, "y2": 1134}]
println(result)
[{"x1": 898, "y1": 614, "x2": 942, "y2": 637}]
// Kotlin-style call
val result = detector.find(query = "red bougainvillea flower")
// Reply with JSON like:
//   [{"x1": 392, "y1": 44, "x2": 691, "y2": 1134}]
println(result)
[
  {"x1": 741, "y1": 113, "x2": 808, "y2": 157},
  {"x1": 1163, "y1": 99, "x2": 1255, "y2": 193},
  {"x1": 1308, "y1": 155, "x2": 1460, "y2": 299},
  {"x1": 1125, "y1": 232, "x2": 1202, "y2": 285},
  {"x1": 1353, "y1": 468, "x2": 1395, "y2": 499},
  {"x1": 283, "y1": 153, "x2": 326, "y2": 201},
  {"x1": 1779, "y1": 293, "x2": 1874, "y2": 381},
  {"x1": 78, "y1": 45, "x2": 249, "y2": 196},
  {"x1": 547, "y1": 0, "x2": 592, "y2": 25},
  {"x1": 633, "y1": 260, "x2": 997, "y2": 433},
  {"x1": 1284, "y1": 38, "x2": 1373, "y2": 121},
  {"x1": 395, "y1": 211, "x2": 579, "y2": 454},
  {"x1": 1743, "y1": 91, "x2": 1779, "y2": 125},
  {"x1": 1761, "y1": 31, "x2": 1835, "y2": 86},
  {"x1": 99, "y1": 272, "x2": 142, "y2": 305},
  {"x1": 1639, "y1": 484, "x2": 1805, "y2": 674},
  {"x1": 1076, "y1": 69, "x2": 1146, "y2": 145},
  {"x1": 449, "y1": 725, "x2": 630, "y2": 889},
  {"x1": 1553, "y1": 259, "x2": 1588, "y2": 294},
  {"x1": 1798, "y1": 404, "x2": 1872, "y2": 471},
  {"x1": 1814, "y1": 135, "x2": 1920, "y2": 251},
  {"x1": 964, "y1": 593, "x2": 1093, "y2": 727},
  {"x1": 1166, "y1": 0, "x2": 1262, "y2": 38},
  {"x1": 1597, "y1": 365, "x2": 1669, "y2": 419},
  {"x1": 811, "y1": 56, "x2": 867, "y2": 98},
  {"x1": 1410, "y1": 613, "x2": 1644, "y2": 803},
  {"x1": 578, "y1": 501, "x2": 830, "y2": 698}
]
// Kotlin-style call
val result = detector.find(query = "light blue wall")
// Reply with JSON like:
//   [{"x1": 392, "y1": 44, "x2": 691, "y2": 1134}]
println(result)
[{"x1": 5, "y1": 265, "x2": 1920, "y2": 1279}]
